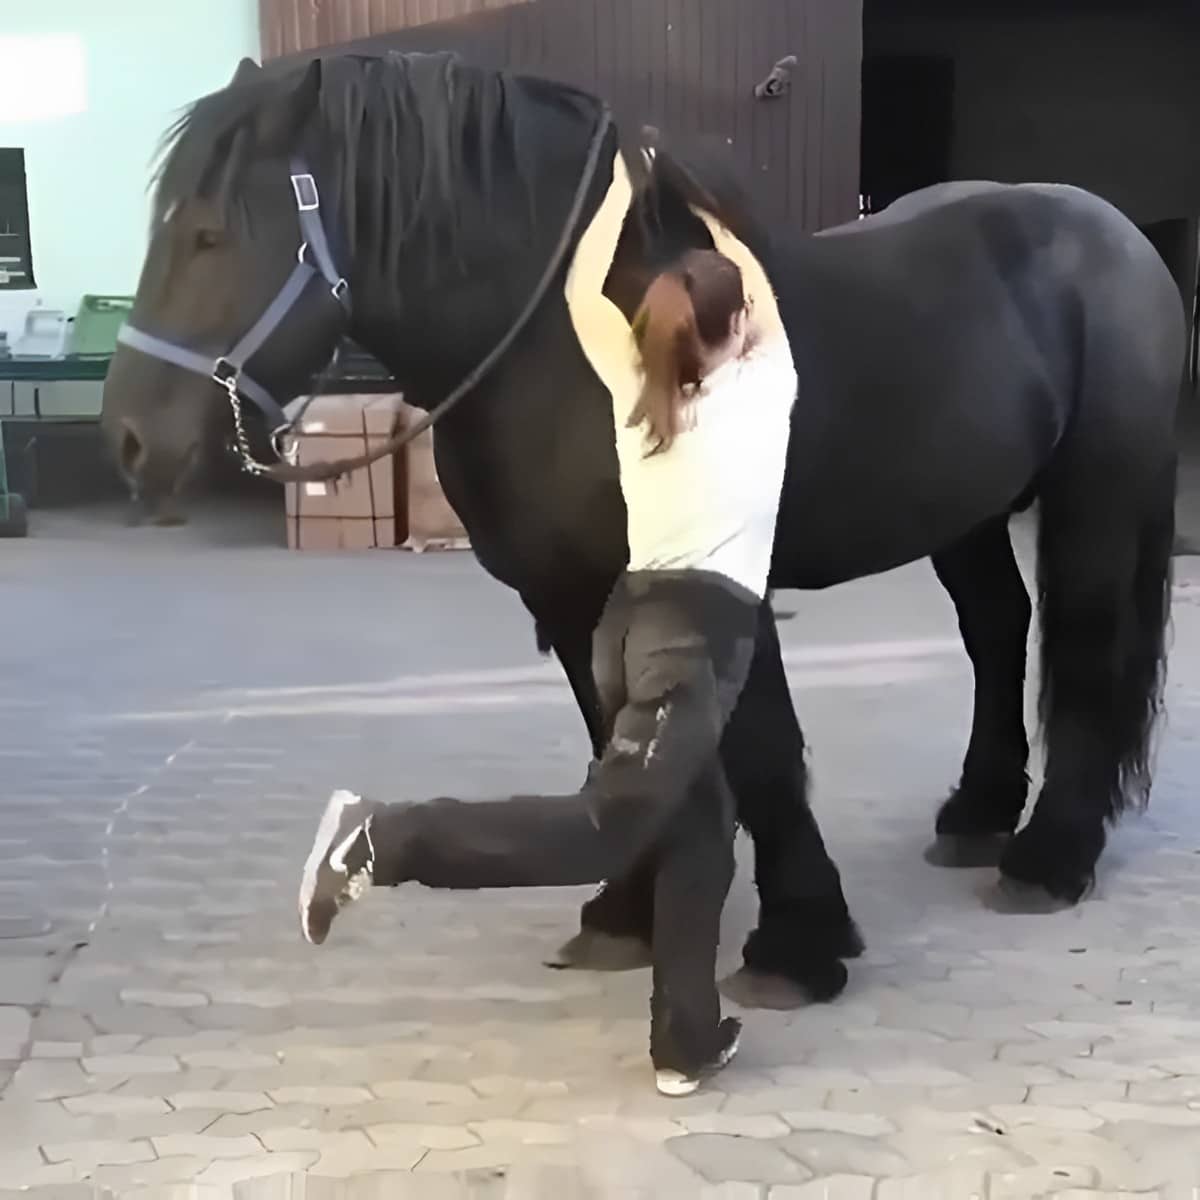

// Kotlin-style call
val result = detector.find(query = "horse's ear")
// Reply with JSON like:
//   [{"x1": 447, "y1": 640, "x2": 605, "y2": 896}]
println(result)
[
  {"x1": 255, "y1": 58, "x2": 322, "y2": 151},
  {"x1": 230, "y1": 57, "x2": 261, "y2": 87}
]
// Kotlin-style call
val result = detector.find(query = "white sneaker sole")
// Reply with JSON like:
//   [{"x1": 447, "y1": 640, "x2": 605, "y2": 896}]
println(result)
[
  {"x1": 655, "y1": 1070, "x2": 702, "y2": 1097},
  {"x1": 299, "y1": 789, "x2": 365, "y2": 945},
  {"x1": 654, "y1": 1028, "x2": 742, "y2": 1097}
]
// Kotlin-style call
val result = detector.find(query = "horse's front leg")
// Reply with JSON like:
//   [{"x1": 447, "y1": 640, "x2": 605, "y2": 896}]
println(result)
[
  {"x1": 539, "y1": 617, "x2": 658, "y2": 972},
  {"x1": 718, "y1": 600, "x2": 864, "y2": 1009}
]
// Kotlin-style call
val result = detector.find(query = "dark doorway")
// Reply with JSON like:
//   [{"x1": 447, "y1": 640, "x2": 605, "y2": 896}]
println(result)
[
  {"x1": 1141, "y1": 217, "x2": 1199, "y2": 367},
  {"x1": 860, "y1": 55, "x2": 955, "y2": 216}
]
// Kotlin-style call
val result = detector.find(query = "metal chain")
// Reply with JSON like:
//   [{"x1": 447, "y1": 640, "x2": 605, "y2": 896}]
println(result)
[
  {"x1": 223, "y1": 348, "x2": 335, "y2": 478},
  {"x1": 224, "y1": 381, "x2": 273, "y2": 477}
]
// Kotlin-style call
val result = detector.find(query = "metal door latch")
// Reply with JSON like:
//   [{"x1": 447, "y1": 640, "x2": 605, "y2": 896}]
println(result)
[{"x1": 755, "y1": 55, "x2": 798, "y2": 100}]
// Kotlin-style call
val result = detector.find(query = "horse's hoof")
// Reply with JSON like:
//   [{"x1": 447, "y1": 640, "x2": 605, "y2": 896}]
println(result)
[
  {"x1": 719, "y1": 959, "x2": 848, "y2": 1010},
  {"x1": 924, "y1": 834, "x2": 1010, "y2": 869},
  {"x1": 835, "y1": 920, "x2": 867, "y2": 960},
  {"x1": 982, "y1": 876, "x2": 1082, "y2": 915},
  {"x1": 544, "y1": 930, "x2": 652, "y2": 972},
  {"x1": 996, "y1": 820, "x2": 1100, "y2": 910}
]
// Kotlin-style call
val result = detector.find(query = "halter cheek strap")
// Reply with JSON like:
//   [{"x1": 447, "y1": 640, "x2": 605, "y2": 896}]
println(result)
[{"x1": 117, "y1": 158, "x2": 349, "y2": 440}]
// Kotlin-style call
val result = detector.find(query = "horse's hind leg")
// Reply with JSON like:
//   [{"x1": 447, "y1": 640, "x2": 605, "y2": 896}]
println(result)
[
  {"x1": 995, "y1": 434, "x2": 1176, "y2": 910},
  {"x1": 926, "y1": 518, "x2": 1032, "y2": 867},
  {"x1": 719, "y1": 601, "x2": 863, "y2": 1010}
]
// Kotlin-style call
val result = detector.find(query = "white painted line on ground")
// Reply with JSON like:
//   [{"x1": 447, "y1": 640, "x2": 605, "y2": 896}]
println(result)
[
  {"x1": 108, "y1": 647, "x2": 962, "y2": 723},
  {"x1": 193, "y1": 636, "x2": 964, "y2": 702}
]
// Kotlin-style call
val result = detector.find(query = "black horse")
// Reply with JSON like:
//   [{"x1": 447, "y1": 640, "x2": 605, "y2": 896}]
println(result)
[{"x1": 101, "y1": 51, "x2": 1183, "y2": 1007}]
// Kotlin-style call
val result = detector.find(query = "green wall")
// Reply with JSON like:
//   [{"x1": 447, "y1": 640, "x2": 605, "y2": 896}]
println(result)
[{"x1": 0, "y1": 1, "x2": 259, "y2": 339}]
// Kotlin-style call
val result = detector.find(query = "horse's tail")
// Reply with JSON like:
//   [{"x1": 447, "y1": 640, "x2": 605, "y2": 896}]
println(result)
[
  {"x1": 1033, "y1": 251, "x2": 1180, "y2": 827},
  {"x1": 1035, "y1": 450, "x2": 1175, "y2": 822},
  {"x1": 1117, "y1": 460, "x2": 1177, "y2": 808}
]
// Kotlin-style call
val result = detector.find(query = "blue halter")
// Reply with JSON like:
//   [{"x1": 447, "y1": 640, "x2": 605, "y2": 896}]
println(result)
[{"x1": 117, "y1": 159, "x2": 349, "y2": 468}]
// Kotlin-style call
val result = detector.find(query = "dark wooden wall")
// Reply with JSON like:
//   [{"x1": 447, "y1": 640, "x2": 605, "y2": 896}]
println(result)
[{"x1": 259, "y1": 0, "x2": 863, "y2": 232}]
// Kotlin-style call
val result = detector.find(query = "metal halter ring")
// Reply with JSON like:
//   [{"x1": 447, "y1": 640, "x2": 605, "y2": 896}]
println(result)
[{"x1": 271, "y1": 426, "x2": 299, "y2": 465}]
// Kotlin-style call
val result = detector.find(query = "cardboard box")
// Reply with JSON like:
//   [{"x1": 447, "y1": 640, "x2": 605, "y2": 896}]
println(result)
[
  {"x1": 284, "y1": 394, "x2": 405, "y2": 549},
  {"x1": 286, "y1": 516, "x2": 391, "y2": 551},
  {"x1": 282, "y1": 393, "x2": 470, "y2": 552},
  {"x1": 394, "y1": 399, "x2": 470, "y2": 553}
]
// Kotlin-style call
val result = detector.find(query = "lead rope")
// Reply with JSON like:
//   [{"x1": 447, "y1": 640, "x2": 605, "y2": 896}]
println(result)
[{"x1": 258, "y1": 104, "x2": 614, "y2": 486}]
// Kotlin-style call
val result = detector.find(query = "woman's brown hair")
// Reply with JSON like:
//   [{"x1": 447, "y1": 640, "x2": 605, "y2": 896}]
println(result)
[{"x1": 628, "y1": 248, "x2": 746, "y2": 455}]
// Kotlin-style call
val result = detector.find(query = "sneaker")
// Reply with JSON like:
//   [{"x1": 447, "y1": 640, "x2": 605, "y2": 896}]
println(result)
[
  {"x1": 299, "y1": 789, "x2": 378, "y2": 945},
  {"x1": 654, "y1": 1017, "x2": 742, "y2": 1097}
]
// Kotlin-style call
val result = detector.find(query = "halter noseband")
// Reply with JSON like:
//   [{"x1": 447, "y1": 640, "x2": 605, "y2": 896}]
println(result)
[{"x1": 117, "y1": 158, "x2": 350, "y2": 472}]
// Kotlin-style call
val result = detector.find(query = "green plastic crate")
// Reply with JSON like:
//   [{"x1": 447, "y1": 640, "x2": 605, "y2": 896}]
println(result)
[{"x1": 66, "y1": 294, "x2": 134, "y2": 358}]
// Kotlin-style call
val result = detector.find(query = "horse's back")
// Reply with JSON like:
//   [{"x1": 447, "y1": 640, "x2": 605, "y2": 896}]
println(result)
[
  {"x1": 825, "y1": 178, "x2": 1139, "y2": 240},
  {"x1": 821, "y1": 181, "x2": 1014, "y2": 237},
  {"x1": 808, "y1": 178, "x2": 1178, "y2": 354},
  {"x1": 821, "y1": 180, "x2": 1174, "y2": 300}
]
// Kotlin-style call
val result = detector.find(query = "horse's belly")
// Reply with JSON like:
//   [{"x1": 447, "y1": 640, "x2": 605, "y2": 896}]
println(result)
[{"x1": 771, "y1": 445, "x2": 1039, "y2": 589}]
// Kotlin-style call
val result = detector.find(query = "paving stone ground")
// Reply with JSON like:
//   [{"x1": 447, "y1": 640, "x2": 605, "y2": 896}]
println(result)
[{"x1": 4, "y1": 501, "x2": 1200, "y2": 1199}]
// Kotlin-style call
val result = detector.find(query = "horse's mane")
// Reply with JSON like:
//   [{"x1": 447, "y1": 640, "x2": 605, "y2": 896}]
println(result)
[{"x1": 153, "y1": 51, "x2": 603, "y2": 284}]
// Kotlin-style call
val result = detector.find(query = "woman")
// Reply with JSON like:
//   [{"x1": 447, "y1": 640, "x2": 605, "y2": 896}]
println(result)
[{"x1": 299, "y1": 221, "x2": 798, "y2": 1094}]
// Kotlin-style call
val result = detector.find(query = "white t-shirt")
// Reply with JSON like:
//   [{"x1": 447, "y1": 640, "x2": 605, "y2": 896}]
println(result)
[
  {"x1": 566, "y1": 151, "x2": 797, "y2": 599},
  {"x1": 615, "y1": 338, "x2": 796, "y2": 597}
]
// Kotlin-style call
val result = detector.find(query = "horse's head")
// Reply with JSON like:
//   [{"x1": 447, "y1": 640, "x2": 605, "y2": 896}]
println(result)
[
  {"x1": 102, "y1": 56, "x2": 347, "y2": 515},
  {"x1": 103, "y1": 48, "x2": 742, "y2": 520}
]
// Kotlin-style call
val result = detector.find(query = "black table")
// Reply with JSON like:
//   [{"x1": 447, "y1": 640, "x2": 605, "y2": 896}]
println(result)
[
  {"x1": 0, "y1": 345, "x2": 397, "y2": 407},
  {"x1": 1, "y1": 356, "x2": 111, "y2": 419},
  {"x1": 0, "y1": 357, "x2": 112, "y2": 383}
]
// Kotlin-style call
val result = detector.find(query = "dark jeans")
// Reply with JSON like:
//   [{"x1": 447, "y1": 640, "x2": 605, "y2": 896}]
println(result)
[{"x1": 372, "y1": 568, "x2": 760, "y2": 1070}]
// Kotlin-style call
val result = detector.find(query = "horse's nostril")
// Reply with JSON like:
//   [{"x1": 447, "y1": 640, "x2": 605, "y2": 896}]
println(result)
[{"x1": 119, "y1": 421, "x2": 147, "y2": 478}]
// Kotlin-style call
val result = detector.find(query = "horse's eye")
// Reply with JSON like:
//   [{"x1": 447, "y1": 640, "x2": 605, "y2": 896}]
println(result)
[{"x1": 194, "y1": 229, "x2": 222, "y2": 252}]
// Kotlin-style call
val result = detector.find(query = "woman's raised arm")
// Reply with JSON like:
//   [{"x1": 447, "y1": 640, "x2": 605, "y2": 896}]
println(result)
[{"x1": 564, "y1": 152, "x2": 641, "y2": 405}]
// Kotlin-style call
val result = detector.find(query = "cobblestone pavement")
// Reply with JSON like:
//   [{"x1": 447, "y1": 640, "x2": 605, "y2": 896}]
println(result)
[{"x1": 4, "y1": 503, "x2": 1200, "y2": 1199}]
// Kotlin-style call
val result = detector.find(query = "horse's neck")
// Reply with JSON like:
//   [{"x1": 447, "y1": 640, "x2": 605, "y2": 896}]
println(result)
[{"x1": 345, "y1": 106, "x2": 610, "y2": 401}]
